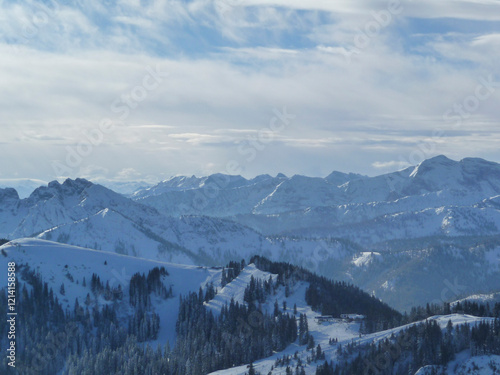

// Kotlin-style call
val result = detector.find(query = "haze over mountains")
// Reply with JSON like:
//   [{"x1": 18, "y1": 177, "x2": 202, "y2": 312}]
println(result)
[{"x1": 1, "y1": 155, "x2": 500, "y2": 311}]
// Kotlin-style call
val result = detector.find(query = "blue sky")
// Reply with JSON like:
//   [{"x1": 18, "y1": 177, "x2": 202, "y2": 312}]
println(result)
[{"x1": 1, "y1": 0, "x2": 500, "y2": 183}]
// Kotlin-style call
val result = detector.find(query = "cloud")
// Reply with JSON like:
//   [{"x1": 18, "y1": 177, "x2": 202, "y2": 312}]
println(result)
[
  {"x1": 168, "y1": 133, "x2": 234, "y2": 145},
  {"x1": 372, "y1": 160, "x2": 411, "y2": 170},
  {"x1": 78, "y1": 165, "x2": 110, "y2": 180},
  {"x1": 0, "y1": 0, "x2": 499, "y2": 180},
  {"x1": 115, "y1": 167, "x2": 142, "y2": 180}
]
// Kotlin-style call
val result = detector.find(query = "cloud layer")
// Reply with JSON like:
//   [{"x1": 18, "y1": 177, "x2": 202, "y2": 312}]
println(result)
[{"x1": 1, "y1": 0, "x2": 499, "y2": 180}]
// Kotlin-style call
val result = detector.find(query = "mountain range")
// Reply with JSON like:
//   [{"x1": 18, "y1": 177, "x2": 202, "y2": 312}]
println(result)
[{"x1": 1, "y1": 155, "x2": 500, "y2": 311}]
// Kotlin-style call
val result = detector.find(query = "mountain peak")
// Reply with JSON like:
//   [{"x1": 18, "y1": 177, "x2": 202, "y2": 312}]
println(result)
[
  {"x1": 419, "y1": 154, "x2": 454, "y2": 167},
  {"x1": 410, "y1": 155, "x2": 456, "y2": 178},
  {"x1": 29, "y1": 178, "x2": 93, "y2": 201},
  {"x1": 460, "y1": 156, "x2": 500, "y2": 169},
  {"x1": 325, "y1": 171, "x2": 365, "y2": 185},
  {"x1": 63, "y1": 177, "x2": 93, "y2": 187},
  {"x1": 0, "y1": 187, "x2": 20, "y2": 202}
]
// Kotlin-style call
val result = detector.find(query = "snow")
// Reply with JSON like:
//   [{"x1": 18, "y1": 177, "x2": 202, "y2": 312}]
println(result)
[
  {"x1": 352, "y1": 314, "x2": 495, "y2": 349},
  {"x1": 352, "y1": 251, "x2": 381, "y2": 267},
  {"x1": 208, "y1": 279, "x2": 362, "y2": 375},
  {"x1": 381, "y1": 279, "x2": 397, "y2": 291},
  {"x1": 209, "y1": 314, "x2": 497, "y2": 375},
  {"x1": 415, "y1": 353, "x2": 500, "y2": 374},
  {"x1": 450, "y1": 354, "x2": 500, "y2": 374},
  {"x1": 1, "y1": 239, "x2": 498, "y2": 375},
  {"x1": 205, "y1": 264, "x2": 277, "y2": 314},
  {"x1": 451, "y1": 291, "x2": 500, "y2": 307},
  {"x1": 0, "y1": 238, "x2": 220, "y2": 345}
]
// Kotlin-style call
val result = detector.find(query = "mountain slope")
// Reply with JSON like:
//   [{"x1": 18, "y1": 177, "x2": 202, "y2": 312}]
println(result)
[
  {"x1": 131, "y1": 156, "x2": 500, "y2": 248},
  {"x1": 1, "y1": 156, "x2": 500, "y2": 313},
  {"x1": 1, "y1": 239, "x2": 497, "y2": 375},
  {"x1": 209, "y1": 314, "x2": 498, "y2": 375},
  {"x1": 0, "y1": 239, "x2": 398, "y2": 374},
  {"x1": 0, "y1": 238, "x2": 218, "y2": 346}
]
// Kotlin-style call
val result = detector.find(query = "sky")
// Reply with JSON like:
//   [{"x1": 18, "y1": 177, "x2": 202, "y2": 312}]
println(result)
[{"x1": 1, "y1": 0, "x2": 500, "y2": 183}]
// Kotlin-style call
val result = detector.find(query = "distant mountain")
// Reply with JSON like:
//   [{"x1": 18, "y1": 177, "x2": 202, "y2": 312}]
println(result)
[
  {"x1": 235, "y1": 156, "x2": 500, "y2": 244},
  {"x1": 97, "y1": 180, "x2": 155, "y2": 196},
  {"x1": 0, "y1": 178, "x2": 358, "y2": 270},
  {"x1": 342, "y1": 155, "x2": 500, "y2": 203},
  {"x1": 0, "y1": 178, "x2": 47, "y2": 198},
  {"x1": 133, "y1": 156, "x2": 500, "y2": 243},
  {"x1": 133, "y1": 173, "x2": 290, "y2": 216},
  {"x1": 1, "y1": 156, "x2": 500, "y2": 312},
  {"x1": 133, "y1": 171, "x2": 366, "y2": 216}
]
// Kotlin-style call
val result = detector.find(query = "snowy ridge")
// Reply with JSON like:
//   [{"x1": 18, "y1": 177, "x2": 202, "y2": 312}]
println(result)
[
  {"x1": 352, "y1": 251, "x2": 382, "y2": 267},
  {"x1": 126, "y1": 156, "x2": 500, "y2": 257},
  {"x1": 204, "y1": 264, "x2": 277, "y2": 314},
  {"x1": 451, "y1": 291, "x2": 500, "y2": 307},
  {"x1": 0, "y1": 238, "x2": 219, "y2": 345},
  {"x1": 210, "y1": 314, "x2": 497, "y2": 375},
  {"x1": 415, "y1": 354, "x2": 500, "y2": 374}
]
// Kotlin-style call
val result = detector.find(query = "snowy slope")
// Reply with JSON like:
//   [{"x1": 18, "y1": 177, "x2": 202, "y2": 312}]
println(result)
[
  {"x1": 1, "y1": 178, "x2": 357, "y2": 267},
  {"x1": 451, "y1": 291, "x2": 500, "y2": 307},
  {"x1": 0, "y1": 238, "x2": 219, "y2": 345},
  {"x1": 1, "y1": 239, "x2": 497, "y2": 375},
  {"x1": 209, "y1": 314, "x2": 497, "y2": 375},
  {"x1": 204, "y1": 263, "x2": 278, "y2": 314},
  {"x1": 252, "y1": 175, "x2": 343, "y2": 215},
  {"x1": 415, "y1": 354, "x2": 500, "y2": 374}
]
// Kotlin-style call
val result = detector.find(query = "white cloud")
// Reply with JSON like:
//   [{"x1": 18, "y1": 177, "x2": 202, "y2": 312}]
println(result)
[
  {"x1": 115, "y1": 167, "x2": 142, "y2": 180},
  {"x1": 372, "y1": 160, "x2": 411, "y2": 170},
  {"x1": 0, "y1": 0, "x2": 499, "y2": 180}
]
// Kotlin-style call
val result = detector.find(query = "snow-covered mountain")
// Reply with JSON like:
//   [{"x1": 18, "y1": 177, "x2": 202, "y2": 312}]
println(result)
[
  {"x1": 131, "y1": 156, "x2": 500, "y2": 246},
  {"x1": 335, "y1": 240, "x2": 500, "y2": 311},
  {"x1": 133, "y1": 171, "x2": 366, "y2": 217},
  {"x1": 0, "y1": 238, "x2": 218, "y2": 346},
  {"x1": 211, "y1": 314, "x2": 500, "y2": 375},
  {"x1": 1, "y1": 156, "x2": 500, "y2": 311},
  {"x1": 2, "y1": 239, "x2": 497, "y2": 375},
  {"x1": 96, "y1": 179, "x2": 155, "y2": 196},
  {"x1": 0, "y1": 178, "x2": 359, "y2": 270}
]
